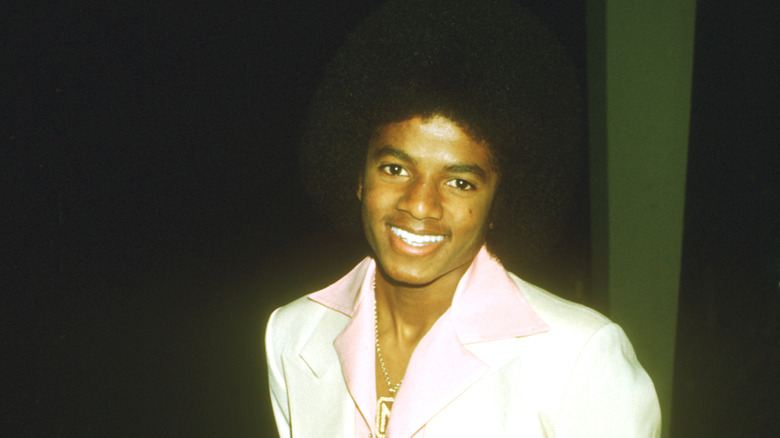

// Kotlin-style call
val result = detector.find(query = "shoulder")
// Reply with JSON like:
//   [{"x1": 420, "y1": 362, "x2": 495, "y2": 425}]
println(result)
[
  {"x1": 267, "y1": 257, "x2": 370, "y2": 355},
  {"x1": 269, "y1": 295, "x2": 328, "y2": 330},
  {"x1": 509, "y1": 272, "x2": 613, "y2": 341},
  {"x1": 506, "y1": 272, "x2": 648, "y2": 388},
  {"x1": 508, "y1": 273, "x2": 660, "y2": 431},
  {"x1": 266, "y1": 296, "x2": 334, "y2": 354}
]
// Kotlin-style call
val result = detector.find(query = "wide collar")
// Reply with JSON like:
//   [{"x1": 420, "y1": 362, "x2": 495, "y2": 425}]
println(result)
[
  {"x1": 307, "y1": 246, "x2": 549, "y2": 437},
  {"x1": 308, "y1": 246, "x2": 549, "y2": 340}
]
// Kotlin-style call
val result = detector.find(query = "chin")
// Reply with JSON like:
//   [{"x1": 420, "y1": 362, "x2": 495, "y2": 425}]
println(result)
[{"x1": 375, "y1": 258, "x2": 435, "y2": 287}]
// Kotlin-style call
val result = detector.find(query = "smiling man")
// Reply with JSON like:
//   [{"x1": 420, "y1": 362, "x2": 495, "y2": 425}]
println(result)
[
  {"x1": 265, "y1": 1, "x2": 661, "y2": 437},
  {"x1": 360, "y1": 115, "x2": 498, "y2": 289}
]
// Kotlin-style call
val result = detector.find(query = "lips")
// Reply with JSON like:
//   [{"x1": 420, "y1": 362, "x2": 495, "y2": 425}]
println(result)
[{"x1": 389, "y1": 226, "x2": 445, "y2": 247}]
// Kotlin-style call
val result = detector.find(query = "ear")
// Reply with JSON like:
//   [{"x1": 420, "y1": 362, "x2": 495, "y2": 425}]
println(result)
[
  {"x1": 356, "y1": 173, "x2": 364, "y2": 201},
  {"x1": 486, "y1": 189, "x2": 500, "y2": 229}
]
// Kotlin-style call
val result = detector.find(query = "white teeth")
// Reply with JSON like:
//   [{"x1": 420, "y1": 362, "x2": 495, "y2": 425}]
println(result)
[{"x1": 390, "y1": 227, "x2": 444, "y2": 247}]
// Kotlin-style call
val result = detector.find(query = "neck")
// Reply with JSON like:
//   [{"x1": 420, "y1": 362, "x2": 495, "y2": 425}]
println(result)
[{"x1": 374, "y1": 266, "x2": 465, "y2": 347}]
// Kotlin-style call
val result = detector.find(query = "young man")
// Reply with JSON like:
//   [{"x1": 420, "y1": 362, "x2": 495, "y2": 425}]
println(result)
[{"x1": 266, "y1": 1, "x2": 661, "y2": 437}]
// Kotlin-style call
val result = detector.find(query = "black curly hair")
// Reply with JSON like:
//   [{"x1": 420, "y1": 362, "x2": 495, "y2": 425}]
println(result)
[{"x1": 300, "y1": 0, "x2": 586, "y2": 268}]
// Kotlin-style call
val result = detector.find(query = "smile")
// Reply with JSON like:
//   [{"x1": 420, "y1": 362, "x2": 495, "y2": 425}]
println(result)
[{"x1": 390, "y1": 226, "x2": 445, "y2": 247}]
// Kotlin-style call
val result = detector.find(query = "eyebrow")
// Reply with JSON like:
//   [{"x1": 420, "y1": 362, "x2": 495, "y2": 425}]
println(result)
[
  {"x1": 443, "y1": 163, "x2": 487, "y2": 179},
  {"x1": 372, "y1": 146, "x2": 488, "y2": 180},
  {"x1": 372, "y1": 146, "x2": 415, "y2": 164}
]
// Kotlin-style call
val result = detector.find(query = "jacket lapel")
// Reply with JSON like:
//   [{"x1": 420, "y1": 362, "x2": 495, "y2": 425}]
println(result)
[
  {"x1": 293, "y1": 248, "x2": 550, "y2": 438},
  {"x1": 386, "y1": 313, "x2": 488, "y2": 438},
  {"x1": 285, "y1": 307, "x2": 353, "y2": 438},
  {"x1": 387, "y1": 248, "x2": 549, "y2": 437},
  {"x1": 333, "y1": 284, "x2": 377, "y2": 430},
  {"x1": 308, "y1": 257, "x2": 379, "y2": 432}
]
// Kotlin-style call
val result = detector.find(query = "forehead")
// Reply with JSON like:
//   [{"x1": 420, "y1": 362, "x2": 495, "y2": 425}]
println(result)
[
  {"x1": 416, "y1": 116, "x2": 462, "y2": 141},
  {"x1": 368, "y1": 115, "x2": 495, "y2": 169}
]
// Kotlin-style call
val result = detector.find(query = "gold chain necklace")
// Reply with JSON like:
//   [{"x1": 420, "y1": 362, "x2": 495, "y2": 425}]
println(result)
[{"x1": 374, "y1": 278, "x2": 400, "y2": 438}]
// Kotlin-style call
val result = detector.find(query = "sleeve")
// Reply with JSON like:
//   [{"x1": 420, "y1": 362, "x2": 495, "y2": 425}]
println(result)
[
  {"x1": 555, "y1": 323, "x2": 662, "y2": 437},
  {"x1": 265, "y1": 308, "x2": 291, "y2": 438}
]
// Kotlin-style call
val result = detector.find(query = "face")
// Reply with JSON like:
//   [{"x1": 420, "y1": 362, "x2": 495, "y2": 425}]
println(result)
[{"x1": 358, "y1": 115, "x2": 499, "y2": 287}]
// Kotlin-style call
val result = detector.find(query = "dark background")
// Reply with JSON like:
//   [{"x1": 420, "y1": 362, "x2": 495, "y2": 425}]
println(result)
[
  {"x1": 3, "y1": 1, "x2": 777, "y2": 436},
  {"x1": 672, "y1": 1, "x2": 779, "y2": 436},
  {"x1": 3, "y1": 1, "x2": 585, "y2": 436}
]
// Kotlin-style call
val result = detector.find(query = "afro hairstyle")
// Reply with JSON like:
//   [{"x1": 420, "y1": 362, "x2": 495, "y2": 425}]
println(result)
[{"x1": 299, "y1": 0, "x2": 586, "y2": 266}]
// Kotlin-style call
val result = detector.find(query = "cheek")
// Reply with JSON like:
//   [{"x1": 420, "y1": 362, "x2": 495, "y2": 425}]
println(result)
[
  {"x1": 462, "y1": 198, "x2": 493, "y2": 231},
  {"x1": 361, "y1": 184, "x2": 394, "y2": 218},
  {"x1": 454, "y1": 204, "x2": 484, "y2": 230}
]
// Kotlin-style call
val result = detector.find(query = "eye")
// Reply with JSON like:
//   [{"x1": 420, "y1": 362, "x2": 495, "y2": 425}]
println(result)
[
  {"x1": 379, "y1": 164, "x2": 409, "y2": 177},
  {"x1": 446, "y1": 178, "x2": 476, "y2": 191}
]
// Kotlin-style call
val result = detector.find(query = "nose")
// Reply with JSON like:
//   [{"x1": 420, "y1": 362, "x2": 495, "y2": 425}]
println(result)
[{"x1": 396, "y1": 178, "x2": 443, "y2": 220}]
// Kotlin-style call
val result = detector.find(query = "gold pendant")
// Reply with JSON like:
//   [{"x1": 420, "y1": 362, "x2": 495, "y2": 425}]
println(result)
[{"x1": 375, "y1": 396, "x2": 394, "y2": 438}]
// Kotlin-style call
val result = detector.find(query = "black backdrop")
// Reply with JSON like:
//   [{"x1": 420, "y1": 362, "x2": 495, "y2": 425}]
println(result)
[
  {"x1": 4, "y1": 1, "x2": 585, "y2": 436},
  {"x1": 672, "y1": 1, "x2": 779, "y2": 436}
]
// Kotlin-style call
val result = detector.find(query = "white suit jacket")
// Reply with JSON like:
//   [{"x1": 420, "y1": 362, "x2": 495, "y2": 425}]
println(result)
[{"x1": 266, "y1": 248, "x2": 661, "y2": 437}]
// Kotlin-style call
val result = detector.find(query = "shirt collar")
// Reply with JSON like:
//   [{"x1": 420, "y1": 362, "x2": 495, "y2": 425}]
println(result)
[{"x1": 308, "y1": 246, "x2": 548, "y2": 343}]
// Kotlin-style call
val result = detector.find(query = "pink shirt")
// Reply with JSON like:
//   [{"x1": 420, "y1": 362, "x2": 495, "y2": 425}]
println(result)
[{"x1": 309, "y1": 247, "x2": 549, "y2": 437}]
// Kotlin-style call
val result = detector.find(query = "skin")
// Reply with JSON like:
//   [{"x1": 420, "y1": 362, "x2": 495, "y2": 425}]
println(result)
[{"x1": 357, "y1": 114, "x2": 499, "y2": 399}]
